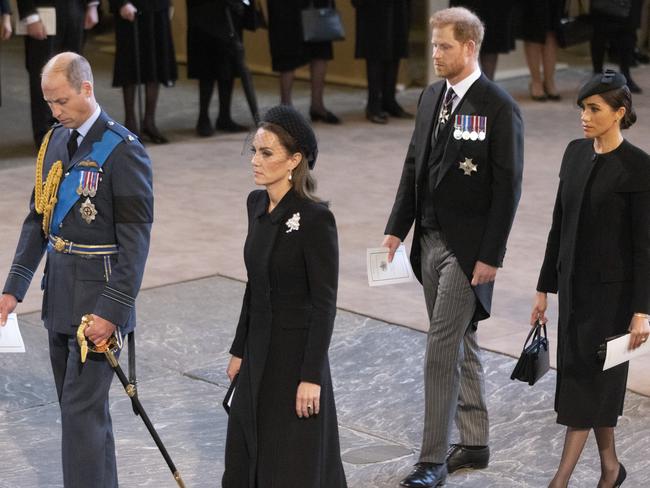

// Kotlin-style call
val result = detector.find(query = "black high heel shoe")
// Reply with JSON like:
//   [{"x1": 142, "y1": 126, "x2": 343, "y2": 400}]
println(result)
[
  {"x1": 529, "y1": 82, "x2": 547, "y2": 102},
  {"x1": 543, "y1": 82, "x2": 561, "y2": 101},
  {"x1": 309, "y1": 108, "x2": 341, "y2": 125},
  {"x1": 614, "y1": 463, "x2": 627, "y2": 487},
  {"x1": 141, "y1": 125, "x2": 169, "y2": 144}
]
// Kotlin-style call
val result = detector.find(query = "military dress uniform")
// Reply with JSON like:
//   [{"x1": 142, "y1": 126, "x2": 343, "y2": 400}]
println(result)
[{"x1": 3, "y1": 108, "x2": 153, "y2": 487}]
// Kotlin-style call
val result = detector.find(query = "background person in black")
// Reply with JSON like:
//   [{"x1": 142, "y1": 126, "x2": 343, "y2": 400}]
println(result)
[
  {"x1": 186, "y1": 0, "x2": 252, "y2": 137},
  {"x1": 222, "y1": 105, "x2": 347, "y2": 487},
  {"x1": 352, "y1": 0, "x2": 412, "y2": 124},
  {"x1": 267, "y1": 0, "x2": 341, "y2": 124},
  {"x1": 449, "y1": 0, "x2": 516, "y2": 80},
  {"x1": 109, "y1": 0, "x2": 178, "y2": 143},
  {"x1": 382, "y1": 7, "x2": 523, "y2": 487},
  {"x1": 532, "y1": 71, "x2": 650, "y2": 488},
  {"x1": 16, "y1": 0, "x2": 99, "y2": 146}
]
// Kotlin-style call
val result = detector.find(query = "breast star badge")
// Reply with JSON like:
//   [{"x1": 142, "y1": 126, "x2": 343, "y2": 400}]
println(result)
[
  {"x1": 80, "y1": 197, "x2": 98, "y2": 224},
  {"x1": 459, "y1": 157, "x2": 478, "y2": 176}
]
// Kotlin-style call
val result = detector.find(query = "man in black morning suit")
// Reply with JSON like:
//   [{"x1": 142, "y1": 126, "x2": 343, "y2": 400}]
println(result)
[
  {"x1": 17, "y1": 0, "x2": 99, "y2": 145},
  {"x1": 381, "y1": 8, "x2": 523, "y2": 487},
  {"x1": 0, "y1": 52, "x2": 153, "y2": 487}
]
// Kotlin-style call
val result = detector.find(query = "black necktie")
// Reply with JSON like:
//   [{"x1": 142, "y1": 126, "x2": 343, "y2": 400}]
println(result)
[
  {"x1": 435, "y1": 87, "x2": 457, "y2": 140},
  {"x1": 67, "y1": 130, "x2": 80, "y2": 160}
]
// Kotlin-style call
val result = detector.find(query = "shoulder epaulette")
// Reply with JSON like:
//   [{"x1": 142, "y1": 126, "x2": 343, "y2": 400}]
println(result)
[{"x1": 105, "y1": 119, "x2": 139, "y2": 143}]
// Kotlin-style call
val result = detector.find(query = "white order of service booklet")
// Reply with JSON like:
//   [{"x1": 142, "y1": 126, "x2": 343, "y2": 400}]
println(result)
[
  {"x1": 603, "y1": 333, "x2": 649, "y2": 370},
  {"x1": 367, "y1": 244, "x2": 415, "y2": 287},
  {"x1": 0, "y1": 313, "x2": 26, "y2": 353},
  {"x1": 15, "y1": 8, "x2": 57, "y2": 36}
]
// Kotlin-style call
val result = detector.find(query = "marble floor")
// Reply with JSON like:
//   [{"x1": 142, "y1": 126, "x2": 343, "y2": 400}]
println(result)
[{"x1": 2, "y1": 275, "x2": 650, "y2": 488}]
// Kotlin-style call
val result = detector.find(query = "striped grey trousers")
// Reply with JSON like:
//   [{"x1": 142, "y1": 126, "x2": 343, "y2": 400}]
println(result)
[{"x1": 419, "y1": 229, "x2": 489, "y2": 463}]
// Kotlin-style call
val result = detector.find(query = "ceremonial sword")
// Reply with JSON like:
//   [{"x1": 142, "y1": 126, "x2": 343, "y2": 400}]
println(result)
[{"x1": 77, "y1": 315, "x2": 186, "y2": 488}]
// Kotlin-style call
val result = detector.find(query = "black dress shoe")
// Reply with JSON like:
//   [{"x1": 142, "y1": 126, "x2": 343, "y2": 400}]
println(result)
[
  {"x1": 366, "y1": 110, "x2": 388, "y2": 124},
  {"x1": 383, "y1": 103, "x2": 414, "y2": 119},
  {"x1": 309, "y1": 108, "x2": 341, "y2": 124},
  {"x1": 399, "y1": 462, "x2": 447, "y2": 487},
  {"x1": 614, "y1": 462, "x2": 627, "y2": 487},
  {"x1": 215, "y1": 118, "x2": 248, "y2": 133},
  {"x1": 141, "y1": 125, "x2": 169, "y2": 144},
  {"x1": 196, "y1": 117, "x2": 215, "y2": 137},
  {"x1": 446, "y1": 444, "x2": 489, "y2": 473}
]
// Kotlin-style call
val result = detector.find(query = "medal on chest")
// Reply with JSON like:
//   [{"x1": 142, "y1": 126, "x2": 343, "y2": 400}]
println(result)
[
  {"x1": 80, "y1": 197, "x2": 98, "y2": 224},
  {"x1": 76, "y1": 170, "x2": 101, "y2": 198},
  {"x1": 459, "y1": 157, "x2": 478, "y2": 176}
]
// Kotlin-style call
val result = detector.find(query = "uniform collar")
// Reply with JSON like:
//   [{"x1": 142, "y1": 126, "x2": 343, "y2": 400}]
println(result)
[{"x1": 71, "y1": 104, "x2": 101, "y2": 140}]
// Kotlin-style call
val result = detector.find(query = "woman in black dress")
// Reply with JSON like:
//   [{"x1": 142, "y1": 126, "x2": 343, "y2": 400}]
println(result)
[
  {"x1": 223, "y1": 105, "x2": 347, "y2": 488},
  {"x1": 517, "y1": 0, "x2": 562, "y2": 100},
  {"x1": 186, "y1": 0, "x2": 249, "y2": 137},
  {"x1": 450, "y1": 0, "x2": 516, "y2": 80},
  {"x1": 353, "y1": 0, "x2": 412, "y2": 124},
  {"x1": 110, "y1": 0, "x2": 178, "y2": 143},
  {"x1": 267, "y1": 0, "x2": 341, "y2": 124},
  {"x1": 532, "y1": 70, "x2": 650, "y2": 488}
]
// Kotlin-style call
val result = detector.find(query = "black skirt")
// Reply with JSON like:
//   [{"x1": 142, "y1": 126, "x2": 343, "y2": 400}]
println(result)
[
  {"x1": 186, "y1": 1, "x2": 240, "y2": 81},
  {"x1": 451, "y1": 0, "x2": 516, "y2": 54},
  {"x1": 516, "y1": 0, "x2": 563, "y2": 44},
  {"x1": 112, "y1": 9, "x2": 178, "y2": 87},
  {"x1": 267, "y1": 0, "x2": 333, "y2": 72}
]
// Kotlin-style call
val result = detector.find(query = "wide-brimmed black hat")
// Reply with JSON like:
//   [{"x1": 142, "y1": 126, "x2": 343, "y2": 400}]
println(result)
[
  {"x1": 577, "y1": 70, "x2": 627, "y2": 105},
  {"x1": 261, "y1": 105, "x2": 318, "y2": 169}
]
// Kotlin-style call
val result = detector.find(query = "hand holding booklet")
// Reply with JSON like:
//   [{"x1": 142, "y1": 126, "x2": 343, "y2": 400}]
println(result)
[
  {"x1": 601, "y1": 334, "x2": 650, "y2": 370},
  {"x1": 366, "y1": 244, "x2": 415, "y2": 287},
  {"x1": 0, "y1": 313, "x2": 26, "y2": 353}
]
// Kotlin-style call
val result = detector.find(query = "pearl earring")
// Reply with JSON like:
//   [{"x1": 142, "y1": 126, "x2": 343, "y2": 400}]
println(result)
[{"x1": 288, "y1": 171, "x2": 293, "y2": 182}]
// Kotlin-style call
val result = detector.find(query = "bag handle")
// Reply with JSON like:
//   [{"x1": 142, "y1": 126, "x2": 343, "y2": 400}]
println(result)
[{"x1": 523, "y1": 320, "x2": 547, "y2": 352}]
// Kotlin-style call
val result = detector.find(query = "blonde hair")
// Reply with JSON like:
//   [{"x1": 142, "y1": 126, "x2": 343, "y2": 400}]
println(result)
[{"x1": 430, "y1": 7, "x2": 484, "y2": 54}]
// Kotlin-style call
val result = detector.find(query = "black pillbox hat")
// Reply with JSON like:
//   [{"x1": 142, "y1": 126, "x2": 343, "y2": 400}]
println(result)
[
  {"x1": 577, "y1": 69, "x2": 627, "y2": 105},
  {"x1": 261, "y1": 105, "x2": 318, "y2": 169}
]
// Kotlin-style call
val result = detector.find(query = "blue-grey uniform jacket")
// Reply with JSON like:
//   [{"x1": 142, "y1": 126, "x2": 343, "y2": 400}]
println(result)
[{"x1": 3, "y1": 111, "x2": 153, "y2": 335}]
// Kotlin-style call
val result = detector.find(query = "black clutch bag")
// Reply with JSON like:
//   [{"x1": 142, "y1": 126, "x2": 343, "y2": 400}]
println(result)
[
  {"x1": 301, "y1": 1, "x2": 345, "y2": 43},
  {"x1": 556, "y1": 0, "x2": 593, "y2": 48},
  {"x1": 223, "y1": 374, "x2": 238, "y2": 415},
  {"x1": 510, "y1": 321, "x2": 550, "y2": 386}
]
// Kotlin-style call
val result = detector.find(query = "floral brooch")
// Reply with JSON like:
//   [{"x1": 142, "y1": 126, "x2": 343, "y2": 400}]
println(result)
[{"x1": 285, "y1": 212, "x2": 300, "y2": 233}]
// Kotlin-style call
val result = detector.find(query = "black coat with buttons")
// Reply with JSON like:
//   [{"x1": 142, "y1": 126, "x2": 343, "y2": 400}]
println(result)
[{"x1": 223, "y1": 189, "x2": 347, "y2": 487}]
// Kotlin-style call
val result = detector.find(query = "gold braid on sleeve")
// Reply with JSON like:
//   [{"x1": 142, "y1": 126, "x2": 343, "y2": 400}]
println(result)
[{"x1": 34, "y1": 129, "x2": 63, "y2": 237}]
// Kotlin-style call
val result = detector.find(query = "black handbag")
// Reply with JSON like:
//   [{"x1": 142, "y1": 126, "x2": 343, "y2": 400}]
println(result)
[
  {"x1": 591, "y1": 0, "x2": 631, "y2": 18},
  {"x1": 301, "y1": 1, "x2": 345, "y2": 43},
  {"x1": 510, "y1": 321, "x2": 550, "y2": 386},
  {"x1": 556, "y1": 0, "x2": 593, "y2": 48},
  {"x1": 223, "y1": 374, "x2": 238, "y2": 414}
]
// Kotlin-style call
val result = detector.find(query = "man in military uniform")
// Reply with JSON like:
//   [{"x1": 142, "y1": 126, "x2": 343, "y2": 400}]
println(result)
[{"x1": 0, "y1": 52, "x2": 153, "y2": 488}]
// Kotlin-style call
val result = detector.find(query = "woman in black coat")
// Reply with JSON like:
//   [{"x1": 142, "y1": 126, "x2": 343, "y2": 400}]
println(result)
[
  {"x1": 110, "y1": 0, "x2": 178, "y2": 143},
  {"x1": 186, "y1": 0, "x2": 250, "y2": 137},
  {"x1": 450, "y1": 0, "x2": 516, "y2": 80},
  {"x1": 532, "y1": 71, "x2": 650, "y2": 488},
  {"x1": 353, "y1": 0, "x2": 411, "y2": 124},
  {"x1": 223, "y1": 105, "x2": 347, "y2": 488},
  {"x1": 267, "y1": 0, "x2": 341, "y2": 124}
]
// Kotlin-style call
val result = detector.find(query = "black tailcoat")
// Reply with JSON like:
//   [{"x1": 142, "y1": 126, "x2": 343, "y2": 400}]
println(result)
[
  {"x1": 537, "y1": 139, "x2": 650, "y2": 427},
  {"x1": 385, "y1": 74, "x2": 524, "y2": 321},
  {"x1": 223, "y1": 189, "x2": 347, "y2": 487}
]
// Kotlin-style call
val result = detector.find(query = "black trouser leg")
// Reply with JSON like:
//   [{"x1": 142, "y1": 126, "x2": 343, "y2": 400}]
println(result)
[
  {"x1": 216, "y1": 76, "x2": 234, "y2": 124},
  {"x1": 198, "y1": 78, "x2": 215, "y2": 121},
  {"x1": 381, "y1": 59, "x2": 400, "y2": 111},
  {"x1": 591, "y1": 18, "x2": 608, "y2": 73}
]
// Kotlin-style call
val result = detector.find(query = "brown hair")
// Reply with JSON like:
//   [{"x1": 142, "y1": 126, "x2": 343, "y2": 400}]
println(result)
[
  {"x1": 430, "y1": 7, "x2": 484, "y2": 53},
  {"x1": 259, "y1": 122, "x2": 321, "y2": 203},
  {"x1": 596, "y1": 86, "x2": 637, "y2": 130}
]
